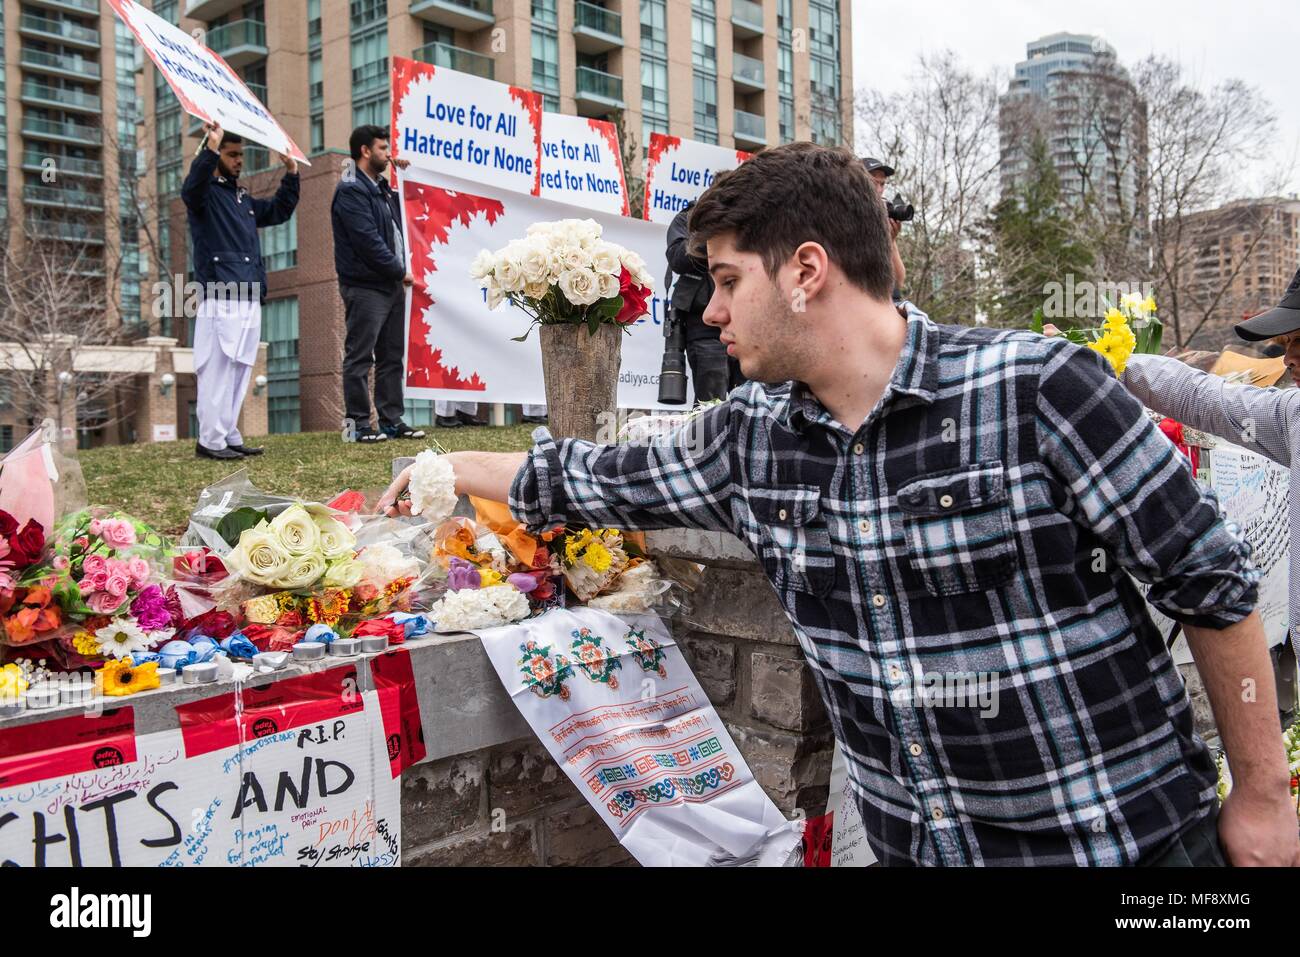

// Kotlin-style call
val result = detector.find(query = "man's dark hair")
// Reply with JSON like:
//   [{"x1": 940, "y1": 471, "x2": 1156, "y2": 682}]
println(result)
[
  {"x1": 350, "y1": 124, "x2": 390, "y2": 160},
  {"x1": 688, "y1": 142, "x2": 895, "y2": 301},
  {"x1": 219, "y1": 131, "x2": 243, "y2": 147}
]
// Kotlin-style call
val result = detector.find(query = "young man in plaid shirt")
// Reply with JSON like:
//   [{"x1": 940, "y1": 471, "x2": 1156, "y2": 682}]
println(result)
[{"x1": 382, "y1": 143, "x2": 1299, "y2": 867}]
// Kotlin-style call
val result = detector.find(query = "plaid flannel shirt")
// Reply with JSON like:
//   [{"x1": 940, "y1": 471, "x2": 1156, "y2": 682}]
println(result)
[{"x1": 509, "y1": 313, "x2": 1260, "y2": 865}]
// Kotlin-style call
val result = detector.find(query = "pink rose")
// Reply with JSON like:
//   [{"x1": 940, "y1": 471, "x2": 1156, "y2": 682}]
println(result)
[
  {"x1": 106, "y1": 557, "x2": 129, "y2": 577},
  {"x1": 0, "y1": 539, "x2": 9, "y2": 561},
  {"x1": 52, "y1": 555, "x2": 69, "y2": 571},
  {"x1": 79, "y1": 579, "x2": 97, "y2": 596},
  {"x1": 105, "y1": 574, "x2": 129, "y2": 599},
  {"x1": 89, "y1": 519, "x2": 103, "y2": 536},
  {"x1": 89, "y1": 571, "x2": 109, "y2": 591},
  {"x1": 127, "y1": 558, "x2": 150, "y2": 584},
  {"x1": 83, "y1": 554, "x2": 107, "y2": 577},
  {"x1": 88, "y1": 591, "x2": 125, "y2": 615},
  {"x1": 99, "y1": 519, "x2": 136, "y2": 550}
]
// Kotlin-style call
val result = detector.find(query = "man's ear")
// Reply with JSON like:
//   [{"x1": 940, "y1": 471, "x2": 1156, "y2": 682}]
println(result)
[{"x1": 790, "y1": 241, "x2": 830, "y2": 307}]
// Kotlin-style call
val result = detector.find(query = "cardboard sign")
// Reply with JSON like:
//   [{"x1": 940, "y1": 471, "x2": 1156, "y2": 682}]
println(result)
[
  {"x1": 540, "y1": 114, "x2": 629, "y2": 216},
  {"x1": 107, "y1": 0, "x2": 308, "y2": 164},
  {"x1": 391, "y1": 56, "x2": 542, "y2": 197},
  {"x1": 642, "y1": 133, "x2": 750, "y2": 225},
  {"x1": 399, "y1": 165, "x2": 687, "y2": 409}
]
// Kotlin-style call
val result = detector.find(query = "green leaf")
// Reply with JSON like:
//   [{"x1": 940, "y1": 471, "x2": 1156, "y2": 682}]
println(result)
[
  {"x1": 510, "y1": 329, "x2": 533, "y2": 342},
  {"x1": 216, "y1": 507, "x2": 268, "y2": 547},
  {"x1": 586, "y1": 312, "x2": 601, "y2": 336},
  {"x1": 1029, "y1": 307, "x2": 1045, "y2": 334}
]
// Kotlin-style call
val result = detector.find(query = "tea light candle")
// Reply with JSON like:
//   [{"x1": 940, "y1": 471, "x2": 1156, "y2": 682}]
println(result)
[
  {"x1": 292, "y1": 641, "x2": 326, "y2": 662},
  {"x1": 181, "y1": 662, "x2": 219, "y2": 685},
  {"x1": 24, "y1": 685, "x2": 60, "y2": 710},
  {"x1": 0, "y1": 695, "x2": 24, "y2": 718},
  {"x1": 358, "y1": 635, "x2": 388, "y2": 654},
  {"x1": 329, "y1": 637, "x2": 360, "y2": 657},
  {"x1": 253, "y1": 652, "x2": 290, "y2": 672},
  {"x1": 60, "y1": 677, "x2": 94, "y2": 707}
]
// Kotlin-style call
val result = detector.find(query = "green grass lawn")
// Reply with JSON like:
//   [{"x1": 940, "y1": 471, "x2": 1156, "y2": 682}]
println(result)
[{"x1": 78, "y1": 427, "x2": 537, "y2": 536}]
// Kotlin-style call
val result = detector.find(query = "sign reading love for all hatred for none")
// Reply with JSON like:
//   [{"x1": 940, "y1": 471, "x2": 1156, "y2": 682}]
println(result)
[
  {"x1": 391, "y1": 56, "x2": 543, "y2": 197},
  {"x1": 539, "y1": 114, "x2": 629, "y2": 216},
  {"x1": 107, "y1": 0, "x2": 308, "y2": 165},
  {"x1": 398, "y1": 164, "x2": 689, "y2": 409},
  {"x1": 0, "y1": 666, "x2": 406, "y2": 867},
  {"x1": 641, "y1": 133, "x2": 751, "y2": 225}
]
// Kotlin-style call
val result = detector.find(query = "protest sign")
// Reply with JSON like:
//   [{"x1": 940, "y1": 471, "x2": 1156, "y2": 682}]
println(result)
[
  {"x1": 474, "y1": 607, "x2": 800, "y2": 866},
  {"x1": 399, "y1": 165, "x2": 687, "y2": 409},
  {"x1": 107, "y1": 0, "x2": 308, "y2": 164},
  {"x1": 392, "y1": 56, "x2": 542, "y2": 197},
  {"x1": 642, "y1": 133, "x2": 750, "y2": 225},
  {"x1": 0, "y1": 668, "x2": 400, "y2": 867},
  {"x1": 540, "y1": 114, "x2": 629, "y2": 215}
]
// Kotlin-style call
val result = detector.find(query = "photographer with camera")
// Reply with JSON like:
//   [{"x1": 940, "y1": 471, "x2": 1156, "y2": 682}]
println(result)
[
  {"x1": 863, "y1": 157, "x2": 911, "y2": 301},
  {"x1": 658, "y1": 200, "x2": 746, "y2": 404}
]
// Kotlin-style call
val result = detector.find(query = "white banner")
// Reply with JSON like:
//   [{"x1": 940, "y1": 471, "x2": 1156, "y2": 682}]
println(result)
[
  {"x1": 475, "y1": 608, "x2": 799, "y2": 866},
  {"x1": 0, "y1": 673, "x2": 399, "y2": 867},
  {"x1": 642, "y1": 133, "x2": 751, "y2": 225},
  {"x1": 108, "y1": 0, "x2": 308, "y2": 164},
  {"x1": 399, "y1": 165, "x2": 688, "y2": 409},
  {"x1": 392, "y1": 56, "x2": 543, "y2": 197},
  {"x1": 540, "y1": 114, "x2": 629, "y2": 216}
]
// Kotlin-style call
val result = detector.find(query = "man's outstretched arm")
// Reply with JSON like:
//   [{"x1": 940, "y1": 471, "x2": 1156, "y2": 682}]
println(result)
[{"x1": 379, "y1": 451, "x2": 525, "y2": 516}]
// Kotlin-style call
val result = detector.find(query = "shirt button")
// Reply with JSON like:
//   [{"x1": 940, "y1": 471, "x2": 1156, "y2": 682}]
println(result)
[
  {"x1": 939, "y1": 494, "x2": 954, "y2": 508},
  {"x1": 908, "y1": 743, "x2": 923, "y2": 757},
  {"x1": 858, "y1": 519, "x2": 872, "y2": 533},
  {"x1": 778, "y1": 508, "x2": 788, "y2": 520},
  {"x1": 853, "y1": 443, "x2": 865, "y2": 455},
  {"x1": 931, "y1": 806, "x2": 945, "y2": 821},
  {"x1": 244, "y1": 256, "x2": 251, "y2": 261},
  {"x1": 888, "y1": 665, "x2": 902, "y2": 682},
  {"x1": 872, "y1": 594, "x2": 886, "y2": 608}
]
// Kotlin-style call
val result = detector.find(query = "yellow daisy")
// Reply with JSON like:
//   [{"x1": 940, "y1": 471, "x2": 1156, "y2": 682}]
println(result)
[{"x1": 97, "y1": 660, "x2": 161, "y2": 698}]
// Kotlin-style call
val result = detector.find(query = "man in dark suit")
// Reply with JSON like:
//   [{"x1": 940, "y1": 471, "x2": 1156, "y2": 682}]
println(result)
[
  {"x1": 667, "y1": 201, "x2": 745, "y2": 402},
  {"x1": 331, "y1": 125, "x2": 425, "y2": 444}
]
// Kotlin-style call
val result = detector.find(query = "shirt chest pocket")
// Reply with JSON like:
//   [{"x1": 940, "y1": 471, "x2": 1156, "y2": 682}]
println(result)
[
  {"x1": 748, "y1": 484, "x2": 836, "y2": 597},
  {"x1": 896, "y1": 463, "x2": 1017, "y2": 597}
]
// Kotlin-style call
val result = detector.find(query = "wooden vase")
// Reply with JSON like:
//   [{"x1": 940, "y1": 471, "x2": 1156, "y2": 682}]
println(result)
[{"x1": 538, "y1": 322, "x2": 622, "y2": 442}]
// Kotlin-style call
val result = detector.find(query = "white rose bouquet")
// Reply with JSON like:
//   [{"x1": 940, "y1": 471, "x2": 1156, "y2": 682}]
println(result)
[
  {"x1": 225, "y1": 504, "x2": 361, "y2": 592},
  {"x1": 470, "y1": 219, "x2": 655, "y2": 339}
]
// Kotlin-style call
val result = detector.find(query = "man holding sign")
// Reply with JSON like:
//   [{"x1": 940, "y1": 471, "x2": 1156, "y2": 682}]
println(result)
[{"x1": 184, "y1": 123, "x2": 299, "y2": 460}]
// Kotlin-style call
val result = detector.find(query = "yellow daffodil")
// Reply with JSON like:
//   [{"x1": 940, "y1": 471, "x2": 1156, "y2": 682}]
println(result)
[
  {"x1": 1104, "y1": 307, "x2": 1126, "y2": 329},
  {"x1": 1141, "y1": 295, "x2": 1157, "y2": 315}
]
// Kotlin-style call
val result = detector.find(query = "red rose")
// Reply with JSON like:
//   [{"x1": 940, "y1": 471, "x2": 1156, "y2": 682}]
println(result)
[
  {"x1": 239, "y1": 623, "x2": 300, "y2": 653},
  {"x1": 276, "y1": 609, "x2": 305, "y2": 628},
  {"x1": 8, "y1": 520, "x2": 45, "y2": 567},
  {"x1": 183, "y1": 609, "x2": 237, "y2": 640},
  {"x1": 173, "y1": 549, "x2": 229, "y2": 584},
  {"x1": 352, "y1": 618, "x2": 406, "y2": 644},
  {"x1": 614, "y1": 267, "x2": 651, "y2": 325},
  {"x1": 327, "y1": 490, "x2": 367, "y2": 514},
  {"x1": 0, "y1": 511, "x2": 17, "y2": 538}
]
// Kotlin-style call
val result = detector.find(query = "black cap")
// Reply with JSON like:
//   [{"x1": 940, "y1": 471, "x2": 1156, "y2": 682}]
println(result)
[
  {"x1": 1235, "y1": 267, "x2": 1300, "y2": 341},
  {"x1": 862, "y1": 157, "x2": 895, "y2": 176}
]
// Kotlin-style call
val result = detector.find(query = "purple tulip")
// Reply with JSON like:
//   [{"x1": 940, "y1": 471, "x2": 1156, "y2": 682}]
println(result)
[
  {"x1": 447, "y1": 558, "x2": 481, "y2": 591},
  {"x1": 507, "y1": 573, "x2": 539, "y2": 593}
]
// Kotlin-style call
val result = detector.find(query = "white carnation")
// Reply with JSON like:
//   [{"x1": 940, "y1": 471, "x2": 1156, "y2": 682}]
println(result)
[
  {"x1": 357, "y1": 543, "x2": 420, "y2": 586},
  {"x1": 431, "y1": 585, "x2": 531, "y2": 632},
  {"x1": 558, "y1": 267, "x2": 601, "y2": 306},
  {"x1": 469, "y1": 249, "x2": 495, "y2": 281},
  {"x1": 408, "y1": 449, "x2": 459, "y2": 522}
]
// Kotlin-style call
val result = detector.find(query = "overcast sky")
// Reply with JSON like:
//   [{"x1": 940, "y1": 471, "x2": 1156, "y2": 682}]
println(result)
[{"x1": 850, "y1": 0, "x2": 1300, "y2": 195}]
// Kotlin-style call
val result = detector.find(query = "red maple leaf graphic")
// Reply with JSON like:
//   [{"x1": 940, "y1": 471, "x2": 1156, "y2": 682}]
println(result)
[
  {"x1": 402, "y1": 181, "x2": 506, "y2": 390},
  {"x1": 643, "y1": 133, "x2": 681, "y2": 220},
  {"x1": 508, "y1": 86, "x2": 544, "y2": 196},
  {"x1": 587, "y1": 118, "x2": 629, "y2": 216}
]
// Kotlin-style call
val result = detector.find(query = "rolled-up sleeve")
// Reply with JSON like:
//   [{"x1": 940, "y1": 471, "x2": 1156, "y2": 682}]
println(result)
[
  {"x1": 508, "y1": 403, "x2": 737, "y2": 535},
  {"x1": 1036, "y1": 341, "x2": 1261, "y2": 629}
]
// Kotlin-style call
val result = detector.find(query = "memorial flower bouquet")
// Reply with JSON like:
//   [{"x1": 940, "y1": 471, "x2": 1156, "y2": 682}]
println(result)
[
  {"x1": 1033, "y1": 292, "x2": 1163, "y2": 377},
  {"x1": 470, "y1": 218, "x2": 655, "y2": 339}
]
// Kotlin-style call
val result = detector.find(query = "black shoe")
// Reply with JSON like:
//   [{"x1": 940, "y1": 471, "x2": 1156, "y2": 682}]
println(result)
[
  {"x1": 353, "y1": 428, "x2": 389, "y2": 444},
  {"x1": 228, "y1": 443, "x2": 264, "y2": 456},
  {"x1": 455, "y1": 410, "x2": 484, "y2": 427},
  {"x1": 382, "y1": 420, "x2": 426, "y2": 440},
  {"x1": 435, "y1": 416, "x2": 463, "y2": 429},
  {"x1": 521, "y1": 415, "x2": 548, "y2": 424},
  {"x1": 196, "y1": 443, "x2": 243, "y2": 460}
]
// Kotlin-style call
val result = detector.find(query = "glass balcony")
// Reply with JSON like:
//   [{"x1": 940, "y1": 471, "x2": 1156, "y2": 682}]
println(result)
[
  {"x1": 26, "y1": 0, "x2": 100, "y2": 17},
  {"x1": 28, "y1": 219, "x2": 106, "y2": 244},
  {"x1": 734, "y1": 108, "x2": 767, "y2": 147},
  {"x1": 19, "y1": 47, "x2": 103, "y2": 80},
  {"x1": 574, "y1": 66, "x2": 624, "y2": 115},
  {"x1": 733, "y1": 51, "x2": 765, "y2": 91},
  {"x1": 18, "y1": 12, "x2": 101, "y2": 49},
  {"x1": 185, "y1": 0, "x2": 246, "y2": 22},
  {"x1": 731, "y1": 0, "x2": 765, "y2": 37},
  {"x1": 413, "y1": 41, "x2": 495, "y2": 79},
  {"x1": 574, "y1": 1, "x2": 622, "y2": 53},
  {"x1": 21, "y1": 116, "x2": 103, "y2": 145},
  {"x1": 352, "y1": 59, "x2": 390, "y2": 95},
  {"x1": 409, "y1": 0, "x2": 496, "y2": 33},
  {"x1": 23, "y1": 184, "x2": 104, "y2": 210},
  {"x1": 20, "y1": 80, "x2": 102, "y2": 113},
  {"x1": 22, "y1": 150, "x2": 104, "y2": 178},
  {"x1": 205, "y1": 19, "x2": 268, "y2": 68}
]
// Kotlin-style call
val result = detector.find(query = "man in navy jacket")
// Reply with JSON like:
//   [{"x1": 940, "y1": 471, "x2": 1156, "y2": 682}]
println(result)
[
  {"x1": 332, "y1": 125, "x2": 424, "y2": 443},
  {"x1": 183, "y1": 123, "x2": 299, "y2": 459}
]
